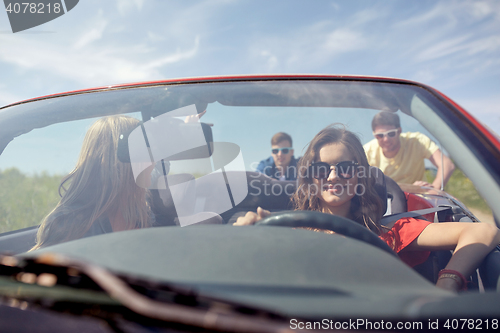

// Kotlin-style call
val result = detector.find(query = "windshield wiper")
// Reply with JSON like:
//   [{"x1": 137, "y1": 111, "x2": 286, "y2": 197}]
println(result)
[{"x1": 0, "y1": 254, "x2": 306, "y2": 333}]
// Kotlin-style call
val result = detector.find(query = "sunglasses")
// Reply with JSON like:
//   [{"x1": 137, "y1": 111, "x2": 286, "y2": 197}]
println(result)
[
  {"x1": 272, "y1": 147, "x2": 292, "y2": 154},
  {"x1": 309, "y1": 161, "x2": 359, "y2": 180},
  {"x1": 373, "y1": 129, "x2": 398, "y2": 139}
]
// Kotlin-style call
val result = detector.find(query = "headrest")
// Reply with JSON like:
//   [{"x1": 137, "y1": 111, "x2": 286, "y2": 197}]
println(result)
[
  {"x1": 384, "y1": 175, "x2": 407, "y2": 215},
  {"x1": 369, "y1": 167, "x2": 388, "y2": 216}
]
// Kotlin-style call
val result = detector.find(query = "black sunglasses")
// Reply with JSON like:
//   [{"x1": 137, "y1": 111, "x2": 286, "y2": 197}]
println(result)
[
  {"x1": 271, "y1": 147, "x2": 292, "y2": 154},
  {"x1": 309, "y1": 161, "x2": 359, "y2": 180}
]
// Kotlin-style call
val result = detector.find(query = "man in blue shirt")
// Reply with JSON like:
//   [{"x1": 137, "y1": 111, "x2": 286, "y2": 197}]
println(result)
[{"x1": 256, "y1": 132, "x2": 299, "y2": 181}]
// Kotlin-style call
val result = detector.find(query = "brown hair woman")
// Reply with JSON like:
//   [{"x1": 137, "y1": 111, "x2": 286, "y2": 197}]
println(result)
[
  {"x1": 32, "y1": 115, "x2": 153, "y2": 250},
  {"x1": 235, "y1": 124, "x2": 500, "y2": 292}
]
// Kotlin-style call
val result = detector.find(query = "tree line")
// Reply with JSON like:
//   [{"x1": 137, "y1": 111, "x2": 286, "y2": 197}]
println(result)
[
  {"x1": 0, "y1": 167, "x2": 491, "y2": 234},
  {"x1": 0, "y1": 168, "x2": 62, "y2": 233}
]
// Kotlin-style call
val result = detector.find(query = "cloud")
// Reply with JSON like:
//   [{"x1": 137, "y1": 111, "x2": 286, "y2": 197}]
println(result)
[
  {"x1": 245, "y1": 5, "x2": 387, "y2": 73},
  {"x1": 413, "y1": 33, "x2": 500, "y2": 64},
  {"x1": 375, "y1": 0, "x2": 500, "y2": 86},
  {"x1": 250, "y1": 23, "x2": 366, "y2": 72},
  {"x1": 322, "y1": 29, "x2": 365, "y2": 54},
  {"x1": 393, "y1": 1, "x2": 499, "y2": 30},
  {"x1": 458, "y1": 96, "x2": 500, "y2": 135},
  {"x1": 393, "y1": 1, "x2": 500, "y2": 52},
  {"x1": 459, "y1": 95, "x2": 500, "y2": 117},
  {"x1": 259, "y1": 51, "x2": 278, "y2": 72},
  {"x1": 0, "y1": 32, "x2": 200, "y2": 87},
  {"x1": 470, "y1": 1, "x2": 496, "y2": 18},
  {"x1": 0, "y1": 88, "x2": 23, "y2": 106},
  {"x1": 141, "y1": 36, "x2": 200, "y2": 71},
  {"x1": 73, "y1": 14, "x2": 108, "y2": 49},
  {"x1": 116, "y1": 0, "x2": 145, "y2": 16},
  {"x1": 412, "y1": 70, "x2": 436, "y2": 84},
  {"x1": 0, "y1": 0, "x2": 241, "y2": 98},
  {"x1": 394, "y1": 3, "x2": 456, "y2": 29},
  {"x1": 414, "y1": 34, "x2": 473, "y2": 62}
]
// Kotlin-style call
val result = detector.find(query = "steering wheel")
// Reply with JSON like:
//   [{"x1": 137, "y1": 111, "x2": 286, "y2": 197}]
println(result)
[{"x1": 256, "y1": 211, "x2": 397, "y2": 257}]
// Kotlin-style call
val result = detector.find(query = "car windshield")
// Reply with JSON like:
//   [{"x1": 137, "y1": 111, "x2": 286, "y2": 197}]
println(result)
[
  {"x1": 0, "y1": 78, "x2": 498, "y2": 319},
  {"x1": 0, "y1": 79, "x2": 494, "y2": 231}
]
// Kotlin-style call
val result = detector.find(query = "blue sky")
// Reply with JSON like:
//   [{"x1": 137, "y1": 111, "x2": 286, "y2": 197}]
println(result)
[
  {"x1": 0, "y1": 0, "x2": 499, "y2": 136},
  {"x1": 0, "y1": 1, "x2": 497, "y2": 225}
]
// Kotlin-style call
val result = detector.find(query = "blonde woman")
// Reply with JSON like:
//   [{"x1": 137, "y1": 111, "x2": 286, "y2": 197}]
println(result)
[
  {"x1": 32, "y1": 115, "x2": 153, "y2": 250},
  {"x1": 235, "y1": 124, "x2": 500, "y2": 292}
]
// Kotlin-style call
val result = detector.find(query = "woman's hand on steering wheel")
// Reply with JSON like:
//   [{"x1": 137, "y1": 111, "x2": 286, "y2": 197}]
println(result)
[{"x1": 233, "y1": 207, "x2": 271, "y2": 226}]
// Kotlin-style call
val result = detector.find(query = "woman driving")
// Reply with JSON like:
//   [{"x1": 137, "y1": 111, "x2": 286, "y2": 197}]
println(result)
[{"x1": 234, "y1": 124, "x2": 500, "y2": 292}]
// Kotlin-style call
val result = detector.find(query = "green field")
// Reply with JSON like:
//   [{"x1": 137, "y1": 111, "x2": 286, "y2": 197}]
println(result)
[
  {"x1": 425, "y1": 168, "x2": 491, "y2": 214},
  {"x1": 0, "y1": 167, "x2": 493, "y2": 234},
  {"x1": 0, "y1": 168, "x2": 62, "y2": 233}
]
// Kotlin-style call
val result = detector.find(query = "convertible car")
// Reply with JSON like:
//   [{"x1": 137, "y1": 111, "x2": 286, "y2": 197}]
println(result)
[{"x1": 0, "y1": 75, "x2": 499, "y2": 332}]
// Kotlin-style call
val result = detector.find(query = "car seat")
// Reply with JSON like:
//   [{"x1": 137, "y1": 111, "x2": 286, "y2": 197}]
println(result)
[{"x1": 150, "y1": 171, "x2": 223, "y2": 227}]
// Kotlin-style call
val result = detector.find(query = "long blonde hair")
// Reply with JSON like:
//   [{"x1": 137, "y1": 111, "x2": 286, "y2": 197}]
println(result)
[
  {"x1": 292, "y1": 124, "x2": 384, "y2": 234},
  {"x1": 32, "y1": 116, "x2": 151, "y2": 249}
]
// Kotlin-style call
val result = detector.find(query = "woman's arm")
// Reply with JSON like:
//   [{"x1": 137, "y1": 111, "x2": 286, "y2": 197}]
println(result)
[{"x1": 406, "y1": 222, "x2": 500, "y2": 291}]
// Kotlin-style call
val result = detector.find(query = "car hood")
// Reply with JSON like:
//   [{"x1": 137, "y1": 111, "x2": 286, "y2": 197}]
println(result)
[{"x1": 28, "y1": 225, "x2": 454, "y2": 318}]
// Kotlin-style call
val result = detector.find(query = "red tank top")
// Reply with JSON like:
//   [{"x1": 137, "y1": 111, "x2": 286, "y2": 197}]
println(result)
[{"x1": 379, "y1": 218, "x2": 432, "y2": 267}]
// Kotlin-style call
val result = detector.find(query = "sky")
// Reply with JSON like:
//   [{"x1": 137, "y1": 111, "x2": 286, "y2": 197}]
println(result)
[
  {"x1": 0, "y1": 0, "x2": 499, "y2": 131},
  {"x1": 0, "y1": 1, "x2": 497, "y2": 228}
]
